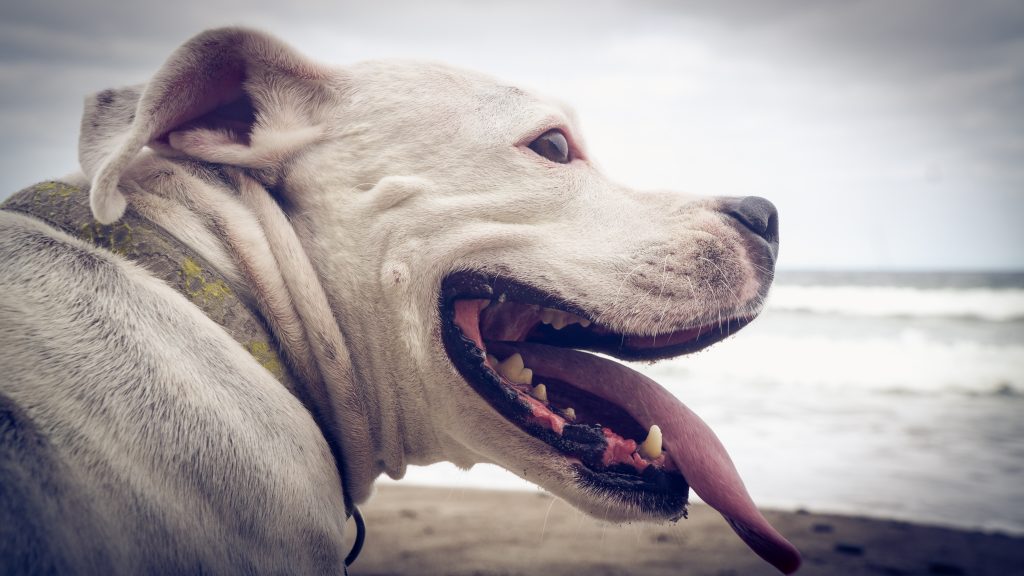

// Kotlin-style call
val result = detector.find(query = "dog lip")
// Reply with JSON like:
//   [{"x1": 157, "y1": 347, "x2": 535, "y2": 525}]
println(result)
[
  {"x1": 440, "y1": 271, "x2": 590, "y2": 321},
  {"x1": 574, "y1": 316, "x2": 756, "y2": 361},
  {"x1": 440, "y1": 271, "x2": 756, "y2": 359}
]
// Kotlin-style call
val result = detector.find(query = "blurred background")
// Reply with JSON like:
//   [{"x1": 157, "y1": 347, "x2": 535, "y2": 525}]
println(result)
[{"x1": 2, "y1": 0, "x2": 1022, "y2": 535}]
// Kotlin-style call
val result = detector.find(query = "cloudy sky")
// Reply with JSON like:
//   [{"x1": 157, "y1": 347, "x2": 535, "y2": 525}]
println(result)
[{"x1": 1, "y1": 0, "x2": 1021, "y2": 270}]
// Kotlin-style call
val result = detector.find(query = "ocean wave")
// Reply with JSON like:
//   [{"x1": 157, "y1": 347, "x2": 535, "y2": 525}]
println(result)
[
  {"x1": 639, "y1": 332, "x2": 1024, "y2": 396},
  {"x1": 768, "y1": 285, "x2": 1024, "y2": 322}
]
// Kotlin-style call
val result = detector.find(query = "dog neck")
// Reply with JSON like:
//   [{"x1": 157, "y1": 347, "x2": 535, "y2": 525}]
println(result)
[{"x1": 123, "y1": 163, "x2": 397, "y2": 506}]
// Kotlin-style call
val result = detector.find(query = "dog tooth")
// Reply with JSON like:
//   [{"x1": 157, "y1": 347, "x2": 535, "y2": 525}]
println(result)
[
  {"x1": 531, "y1": 383, "x2": 548, "y2": 403},
  {"x1": 561, "y1": 407, "x2": 576, "y2": 421},
  {"x1": 501, "y1": 352, "x2": 524, "y2": 373},
  {"x1": 540, "y1": 309, "x2": 555, "y2": 325},
  {"x1": 486, "y1": 354, "x2": 499, "y2": 367},
  {"x1": 562, "y1": 312, "x2": 590, "y2": 327},
  {"x1": 497, "y1": 353, "x2": 525, "y2": 381},
  {"x1": 517, "y1": 368, "x2": 533, "y2": 385},
  {"x1": 551, "y1": 314, "x2": 569, "y2": 330},
  {"x1": 508, "y1": 367, "x2": 533, "y2": 386},
  {"x1": 638, "y1": 425, "x2": 662, "y2": 460}
]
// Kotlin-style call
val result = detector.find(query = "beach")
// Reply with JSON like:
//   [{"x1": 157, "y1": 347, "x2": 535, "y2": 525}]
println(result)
[{"x1": 345, "y1": 485, "x2": 1024, "y2": 576}]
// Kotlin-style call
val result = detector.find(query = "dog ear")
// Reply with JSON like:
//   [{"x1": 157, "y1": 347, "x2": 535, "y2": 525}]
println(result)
[{"x1": 83, "y1": 27, "x2": 334, "y2": 224}]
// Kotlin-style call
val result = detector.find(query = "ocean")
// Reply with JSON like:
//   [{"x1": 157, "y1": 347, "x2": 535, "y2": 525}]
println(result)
[{"x1": 388, "y1": 271, "x2": 1024, "y2": 535}]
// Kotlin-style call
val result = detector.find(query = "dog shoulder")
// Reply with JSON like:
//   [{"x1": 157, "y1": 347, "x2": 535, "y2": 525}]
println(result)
[
  {"x1": 0, "y1": 390, "x2": 114, "y2": 574},
  {"x1": 0, "y1": 210, "x2": 348, "y2": 573}
]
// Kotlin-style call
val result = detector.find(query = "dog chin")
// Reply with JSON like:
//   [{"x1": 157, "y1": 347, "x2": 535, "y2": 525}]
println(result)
[{"x1": 493, "y1": 440, "x2": 688, "y2": 523}]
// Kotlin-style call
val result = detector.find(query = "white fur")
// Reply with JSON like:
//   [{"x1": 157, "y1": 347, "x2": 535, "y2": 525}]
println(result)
[{"x1": 1, "y1": 27, "x2": 775, "y2": 571}]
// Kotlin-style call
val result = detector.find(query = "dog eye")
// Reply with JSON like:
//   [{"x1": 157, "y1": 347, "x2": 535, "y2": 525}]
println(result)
[{"x1": 528, "y1": 129, "x2": 571, "y2": 164}]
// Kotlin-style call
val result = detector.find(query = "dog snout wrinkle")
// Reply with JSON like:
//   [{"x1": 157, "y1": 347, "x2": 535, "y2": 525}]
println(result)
[{"x1": 727, "y1": 196, "x2": 779, "y2": 247}]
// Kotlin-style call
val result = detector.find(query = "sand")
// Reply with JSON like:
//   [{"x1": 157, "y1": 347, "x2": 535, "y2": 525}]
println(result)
[{"x1": 343, "y1": 485, "x2": 1024, "y2": 576}]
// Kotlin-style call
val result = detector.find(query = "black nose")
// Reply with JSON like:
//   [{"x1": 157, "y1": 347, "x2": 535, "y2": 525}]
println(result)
[{"x1": 728, "y1": 196, "x2": 779, "y2": 245}]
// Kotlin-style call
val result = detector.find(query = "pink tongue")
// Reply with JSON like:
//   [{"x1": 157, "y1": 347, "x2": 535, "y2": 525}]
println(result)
[{"x1": 507, "y1": 341, "x2": 802, "y2": 574}]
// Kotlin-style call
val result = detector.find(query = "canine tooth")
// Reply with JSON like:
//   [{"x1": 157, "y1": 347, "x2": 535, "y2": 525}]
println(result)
[
  {"x1": 540, "y1": 309, "x2": 555, "y2": 325},
  {"x1": 578, "y1": 317, "x2": 591, "y2": 327},
  {"x1": 561, "y1": 407, "x2": 576, "y2": 421},
  {"x1": 531, "y1": 383, "x2": 548, "y2": 403},
  {"x1": 638, "y1": 425, "x2": 662, "y2": 460},
  {"x1": 551, "y1": 314, "x2": 568, "y2": 330},
  {"x1": 497, "y1": 353, "x2": 524, "y2": 381}
]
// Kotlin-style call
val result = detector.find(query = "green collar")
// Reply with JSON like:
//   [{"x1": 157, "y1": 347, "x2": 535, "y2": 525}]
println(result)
[{"x1": 2, "y1": 181, "x2": 295, "y2": 390}]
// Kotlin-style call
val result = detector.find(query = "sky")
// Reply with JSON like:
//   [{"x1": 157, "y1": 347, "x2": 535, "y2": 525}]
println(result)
[{"x1": 1, "y1": 0, "x2": 1021, "y2": 270}]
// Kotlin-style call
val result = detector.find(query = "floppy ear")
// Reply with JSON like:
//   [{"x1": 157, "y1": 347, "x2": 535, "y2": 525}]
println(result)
[{"x1": 82, "y1": 27, "x2": 333, "y2": 224}]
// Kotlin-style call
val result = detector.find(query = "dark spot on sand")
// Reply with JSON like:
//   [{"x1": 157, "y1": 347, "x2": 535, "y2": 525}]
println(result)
[
  {"x1": 867, "y1": 564, "x2": 911, "y2": 576},
  {"x1": 835, "y1": 543, "x2": 865, "y2": 556},
  {"x1": 927, "y1": 562, "x2": 965, "y2": 575},
  {"x1": 812, "y1": 523, "x2": 834, "y2": 533}
]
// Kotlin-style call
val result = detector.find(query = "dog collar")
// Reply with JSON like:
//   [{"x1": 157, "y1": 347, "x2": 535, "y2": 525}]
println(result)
[
  {"x1": 3, "y1": 181, "x2": 365, "y2": 568},
  {"x1": 3, "y1": 181, "x2": 297, "y2": 388}
]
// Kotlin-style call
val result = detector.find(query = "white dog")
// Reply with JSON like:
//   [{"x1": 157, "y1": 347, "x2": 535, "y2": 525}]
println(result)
[{"x1": 0, "y1": 28, "x2": 799, "y2": 574}]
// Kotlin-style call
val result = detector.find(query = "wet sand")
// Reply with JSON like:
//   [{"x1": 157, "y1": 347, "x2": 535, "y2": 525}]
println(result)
[{"x1": 345, "y1": 485, "x2": 1024, "y2": 576}]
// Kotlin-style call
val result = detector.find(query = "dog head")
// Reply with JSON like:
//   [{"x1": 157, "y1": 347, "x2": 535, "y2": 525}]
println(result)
[{"x1": 82, "y1": 28, "x2": 798, "y2": 573}]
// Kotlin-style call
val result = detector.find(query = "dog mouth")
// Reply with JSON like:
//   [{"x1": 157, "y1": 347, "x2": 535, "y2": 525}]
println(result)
[{"x1": 439, "y1": 271, "x2": 800, "y2": 574}]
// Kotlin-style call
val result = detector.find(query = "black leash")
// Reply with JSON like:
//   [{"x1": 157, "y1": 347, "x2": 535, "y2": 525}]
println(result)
[{"x1": 345, "y1": 505, "x2": 366, "y2": 568}]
